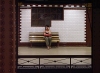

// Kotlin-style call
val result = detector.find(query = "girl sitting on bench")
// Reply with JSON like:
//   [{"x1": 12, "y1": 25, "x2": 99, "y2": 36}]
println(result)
[{"x1": 44, "y1": 25, "x2": 52, "y2": 49}]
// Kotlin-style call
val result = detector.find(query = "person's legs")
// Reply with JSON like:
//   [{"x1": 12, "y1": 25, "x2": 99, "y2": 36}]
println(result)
[
  {"x1": 48, "y1": 37, "x2": 52, "y2": 48},
  {"x1": 45, "y1": 37, "x2": 49, "y2": 49}
]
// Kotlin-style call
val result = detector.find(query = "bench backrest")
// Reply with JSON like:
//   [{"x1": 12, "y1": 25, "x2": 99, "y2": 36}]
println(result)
[{"x1": 29, "y1": 32, "x2": 59, "y2": 36}]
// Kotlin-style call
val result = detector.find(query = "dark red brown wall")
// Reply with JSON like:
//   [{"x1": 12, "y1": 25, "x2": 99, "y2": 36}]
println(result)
[{"x1": 0, "y1": 0, "x2": 16, "y2": 73}]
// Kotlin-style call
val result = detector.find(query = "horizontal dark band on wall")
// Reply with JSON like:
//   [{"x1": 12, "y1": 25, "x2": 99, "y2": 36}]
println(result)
[
  {"x1": 19, "y1": 0, "x2": 92, "y2": 4},
  {"x1": 18, "y1": 55, "x2": 91, "y2": 58},
  {"x1": 60, "y1": 42, "x2": 86, "y2": 46},
  {"x1": 19, "y1": 42, "x2": 87, "y2": 47},
  {"x1": 64, "y1": 8, "x2": 86, "y2": 10},
  {"x1": 20, "y1": 8, "x2": 86, "y2": 10}
]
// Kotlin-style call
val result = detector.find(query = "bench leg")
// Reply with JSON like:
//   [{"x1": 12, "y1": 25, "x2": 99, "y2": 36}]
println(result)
[
  {"x1": 57, "y1": 41, "x2": 59, "y2": 47},
  {"x1": 30, "y1": 42, "x2": 32, "y2": 48}
]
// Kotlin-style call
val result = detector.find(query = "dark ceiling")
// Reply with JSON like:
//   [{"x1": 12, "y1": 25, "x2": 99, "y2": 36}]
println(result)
[{"x1": 18, "y1": 0, "x2": 92, "y2": 4}]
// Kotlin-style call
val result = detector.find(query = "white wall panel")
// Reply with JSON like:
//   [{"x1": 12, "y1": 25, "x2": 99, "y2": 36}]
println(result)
[{"x1": 20, "y1": 9, "x2": 86, "y2": 42}]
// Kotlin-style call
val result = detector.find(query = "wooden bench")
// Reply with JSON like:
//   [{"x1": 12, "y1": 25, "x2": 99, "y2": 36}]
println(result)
[{"x1": 29, "y1": 32, "x2": 60, "y2": 47}]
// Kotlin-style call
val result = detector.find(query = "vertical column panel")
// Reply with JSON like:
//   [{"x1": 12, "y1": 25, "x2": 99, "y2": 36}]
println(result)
[
  {"x1": 93, "y1": 8, "x2": 100, "y2": 73},
  {"x1": 0, "y1": 0, "x2": 16, "y2": 73},
  {"x1": 86, "y1": 8, "x2": 92, "y2": 46}
]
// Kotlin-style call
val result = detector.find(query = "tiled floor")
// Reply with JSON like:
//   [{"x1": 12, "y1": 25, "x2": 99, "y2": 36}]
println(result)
[{"x1": 18, "y1": 46, "x2": 91, "y2": 55}]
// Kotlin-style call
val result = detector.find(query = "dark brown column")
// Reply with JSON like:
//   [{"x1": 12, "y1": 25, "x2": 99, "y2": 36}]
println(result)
[
  {"x1": 0, "y1": 0, "x2": 16, "y2": 73},
  {"x1": 86, "y1": 7, "x2": 92, "y2": 47},
  {"x1": 93, "y1": 1, "x2": 100, "y2": 73},
  {"x1": 18, "y1": 6, "x2": 21, "y2": 46}
]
